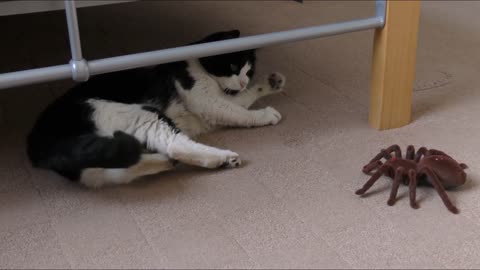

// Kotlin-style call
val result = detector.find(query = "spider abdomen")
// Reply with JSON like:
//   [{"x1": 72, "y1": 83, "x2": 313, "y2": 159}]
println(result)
[{"x1": 419, "y1": 155, "x2": 467, "y2": 189}]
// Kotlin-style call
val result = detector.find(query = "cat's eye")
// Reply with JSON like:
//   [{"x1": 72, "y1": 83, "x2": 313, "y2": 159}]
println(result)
[{"x1": 230, "y1": 64, "x2": 239, "y2": 72}]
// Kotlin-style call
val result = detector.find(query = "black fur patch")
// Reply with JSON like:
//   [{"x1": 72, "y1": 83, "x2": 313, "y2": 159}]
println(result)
[
  {"x1": 28, "y1": 122, "x2": 143, "y2": 181},
  {"x1": 142, "y1": 105, "x2": 181, "y2": 134},
  {"x1": 154, "y1": 61, "x2": 195, "y2": 91}
]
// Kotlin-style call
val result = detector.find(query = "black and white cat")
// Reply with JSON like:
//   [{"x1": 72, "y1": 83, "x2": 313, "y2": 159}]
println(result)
[{"x1": 27, "y1": 30, "x2": 286, "y2": 188}]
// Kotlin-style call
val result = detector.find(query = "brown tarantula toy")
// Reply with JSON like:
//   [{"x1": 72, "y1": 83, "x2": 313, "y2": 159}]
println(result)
[{"x1": 355, "y1": 145, "x2": 468, "y2": 214}]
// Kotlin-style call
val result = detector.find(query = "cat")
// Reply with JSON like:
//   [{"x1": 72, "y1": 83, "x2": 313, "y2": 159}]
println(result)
[{"x1": 27, "y1": 30, "x2": 286, "y2": 188}]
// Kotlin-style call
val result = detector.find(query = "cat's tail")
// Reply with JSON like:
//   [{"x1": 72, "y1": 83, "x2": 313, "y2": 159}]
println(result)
[{"x1": 27, "y1": 131, "x2": 143, "y2": 180}]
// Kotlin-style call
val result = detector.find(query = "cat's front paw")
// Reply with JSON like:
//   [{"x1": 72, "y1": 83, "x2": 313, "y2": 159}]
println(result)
[
  {"x1": 261, "y1": 106, "x2": 282, "y2": 125},
  {"x1": 268, "y1": 72, "x2": 286, "y2": 91}
]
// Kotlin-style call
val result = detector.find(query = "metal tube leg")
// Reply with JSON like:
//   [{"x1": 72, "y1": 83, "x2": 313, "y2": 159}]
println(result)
[
  {"x1": 64, "y1": 0, "x2": 90, "y2": 82},
  {"x1": 376, "y1": 0, "x2": 386, "y2": 27}
]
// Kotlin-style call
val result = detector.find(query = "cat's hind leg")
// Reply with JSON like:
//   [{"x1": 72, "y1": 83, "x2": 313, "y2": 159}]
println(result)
[
  {"x1": 138, "y1": 105, "x2": 242, "y2": 169},
  {"x1": 89, "y1": 100, "x2": 242, "y2": 170},
  {"x1": 80, "y1": 153, "x2": 175, "y2": 188},
  {"x1": 167, "y1": 134, "x2": 242, "y2": 169},
  {"x1": 31, "y1": 130, "x2": 175, "y2": 187}
]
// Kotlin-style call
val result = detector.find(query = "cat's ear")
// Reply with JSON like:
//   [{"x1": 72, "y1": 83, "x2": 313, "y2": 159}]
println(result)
[
  {"x1": 211, "y1": 29, "x2": 240, "y2": 40},
  {"x1": 192, "y1": 30, "x2": 242, "y2": 45},
  {"x1": 227, "y1": 29, "x2": 241, "y2": 38}
]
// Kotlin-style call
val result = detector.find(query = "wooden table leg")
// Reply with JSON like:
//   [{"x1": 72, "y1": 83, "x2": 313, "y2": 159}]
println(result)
[{"x1": 369, "y1": 0, "x2": 421, "y2": 130}]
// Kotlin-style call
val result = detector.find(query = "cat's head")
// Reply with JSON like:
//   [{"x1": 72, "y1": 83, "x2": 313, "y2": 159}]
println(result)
[{"x1": 196, "y1": 30, "x2": 256, "y2": 95}]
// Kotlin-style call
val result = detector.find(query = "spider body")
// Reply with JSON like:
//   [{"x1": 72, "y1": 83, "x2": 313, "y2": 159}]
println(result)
[
  {"x1": 356, "y1": 145, "x2": 468, "y2": 214},
  {"x1": 418, "y1": 155, "x2": 467, "y2": 189}
]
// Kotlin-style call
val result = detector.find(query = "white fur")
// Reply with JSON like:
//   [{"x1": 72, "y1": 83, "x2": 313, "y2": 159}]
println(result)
[
  {"x1": 176, "y1": 60, "x2": 282, "y2": 127},
  {"x1": 163, "y1": 64, "x2": 286, "y2": 137},
  {"x1": 164, "y1": 99, "x2": 212, "y2": 138},
  {"x1": 87, "y1": 99, "x2": 176, "y2": 151},
  {"x1": 81, "y1": 153, "x2": 174, "y2": 188}
]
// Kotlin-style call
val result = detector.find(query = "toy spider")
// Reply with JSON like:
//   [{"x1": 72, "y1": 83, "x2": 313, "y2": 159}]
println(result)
[{"x1": 355, "y1": 145, "x2": 468, "y2": 214}]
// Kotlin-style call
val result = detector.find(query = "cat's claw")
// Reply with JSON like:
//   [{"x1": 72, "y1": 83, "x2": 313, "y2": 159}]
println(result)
[{"x1": 268, "y1": 72, "x2": 286, "y2": 91}]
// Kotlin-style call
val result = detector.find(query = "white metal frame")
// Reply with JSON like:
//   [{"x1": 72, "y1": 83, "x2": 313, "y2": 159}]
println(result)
[{"x1": 0, "y1": 0, "x2": 386, "y2": 90}]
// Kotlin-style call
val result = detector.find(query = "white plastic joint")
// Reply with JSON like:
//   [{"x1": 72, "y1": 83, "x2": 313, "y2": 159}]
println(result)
[{"x1": 69, "y1": 59, "x2": 90, "y2": 82}]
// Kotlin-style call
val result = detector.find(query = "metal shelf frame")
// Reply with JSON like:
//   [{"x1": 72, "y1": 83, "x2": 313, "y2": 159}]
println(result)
[{"x1": 0, "y1": 0, "x2": 386, "y2": 90}]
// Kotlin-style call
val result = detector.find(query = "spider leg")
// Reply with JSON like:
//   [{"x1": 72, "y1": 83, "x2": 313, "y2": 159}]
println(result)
[
  {"x1": 367, "y1": 145, "x2": 402, "y2": 164},
  {"x1": 408, "y1": 169, "x2": 419, "y2": 209},
  {"x1": 406, "y1": 145, "x2": 415, "y2": 160},
  {"x1": 387, "y1": 167, "x2": 405, "y2": 206},
  {"x1": 362, "y1": 160, "x2": 383, "y2": 175},
  {"x1": 414, "y1": 147, "x2": 428, "y2": 162},
  {"x1": 460, "y1": 163, "x2": 468, "y2": 169},
  {"x1": 419, "y1": 166, "x2": 459, "y2": 214},
  {"x1": 356, "y1": 164, "x2": 392, "y2": 195},
  {"x1": 387, "y1": 144, "x2": 403, "y2": 158},
  {"x1": 367, "y1": 151, "x2": 389, "y2": 165}
]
